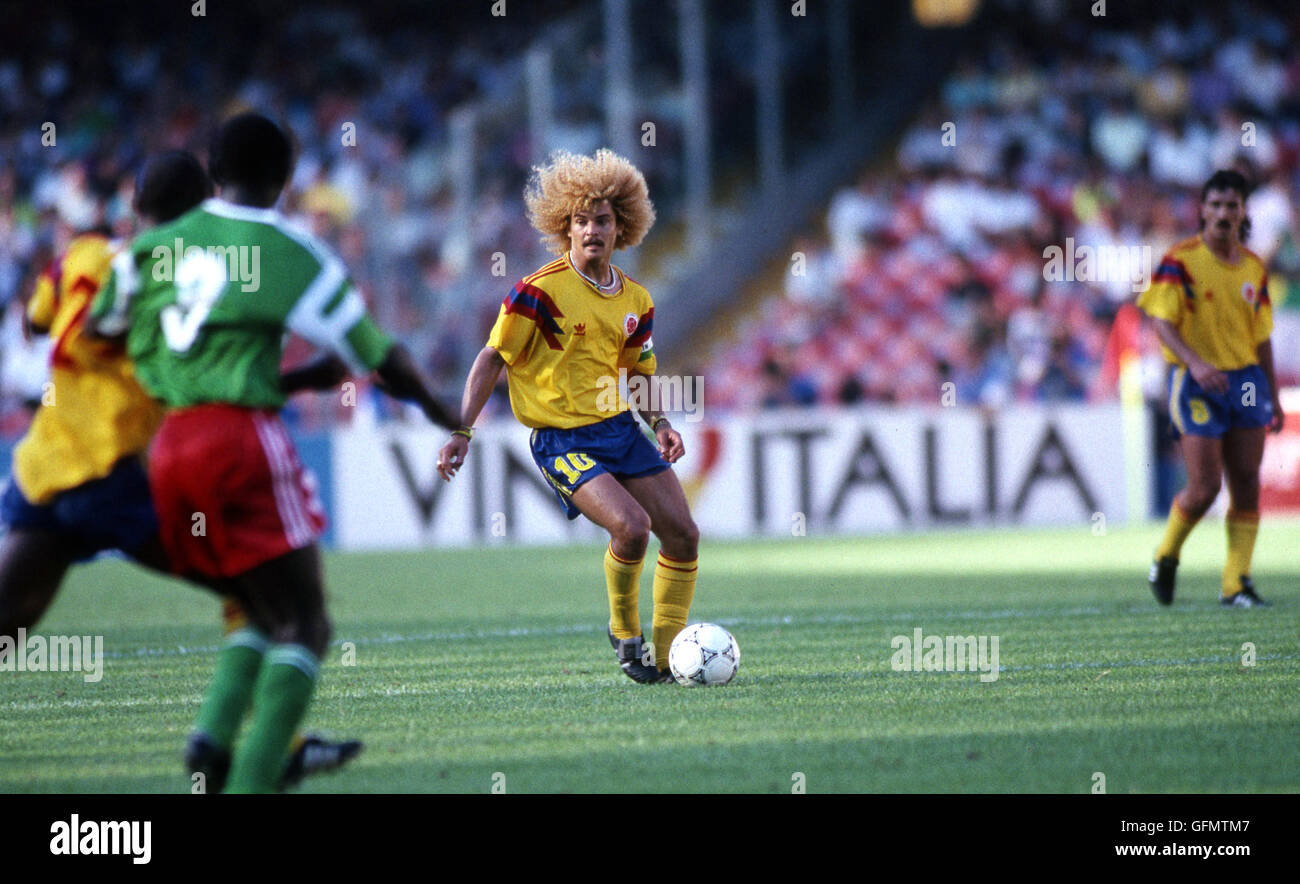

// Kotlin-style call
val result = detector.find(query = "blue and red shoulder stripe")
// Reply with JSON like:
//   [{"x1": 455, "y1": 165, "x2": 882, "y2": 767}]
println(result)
[
  {"x1": 503, "y1": 281, "x2": 566, "y2": 350},
  {"x1": 1152, "y1": 258, "x2": 1191, "y2": 285}
]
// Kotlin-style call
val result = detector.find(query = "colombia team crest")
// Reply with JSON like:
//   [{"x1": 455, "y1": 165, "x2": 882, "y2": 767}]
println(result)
[
  {"x1": 623, "y1": 312, "x2": 639, "y2": 337},
  {"x1": 1241, "y1": 282, "x2": 1256, "y2": 305}
]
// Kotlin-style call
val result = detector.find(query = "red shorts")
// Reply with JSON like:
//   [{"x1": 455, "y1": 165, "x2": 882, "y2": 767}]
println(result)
[{"x1": 149, "y1": 404, "x2": 326, "y2": 578}]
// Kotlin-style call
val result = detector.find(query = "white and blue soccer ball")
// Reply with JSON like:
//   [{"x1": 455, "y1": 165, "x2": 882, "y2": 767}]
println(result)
[{"x1": 668, "y1": 623, "x2": 740, "y2": 686}]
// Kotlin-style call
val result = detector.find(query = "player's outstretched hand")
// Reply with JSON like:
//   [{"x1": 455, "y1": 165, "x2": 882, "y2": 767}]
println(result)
[
  {"x1": 656, "y1": 425, "x2": 685, "y2": 463},
  {"x1": 437, "y1": 435, "x2": 469, "y2": 481}
]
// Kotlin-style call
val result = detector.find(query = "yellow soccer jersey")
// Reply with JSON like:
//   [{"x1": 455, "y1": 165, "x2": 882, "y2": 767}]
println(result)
[
  {"x1": 488, "y1": 255, "x2": 657, "y2": 429},
  {"x1": 13, "y1": 235, "x2": 163, "y2": 505},
  {"x1": 1137, "y1": 235, "x2": 1272, "y2": 370}
]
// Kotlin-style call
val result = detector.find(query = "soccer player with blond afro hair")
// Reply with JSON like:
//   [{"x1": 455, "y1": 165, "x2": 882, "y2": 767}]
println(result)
[{"x1": 439, "y1": 150, "x2": 700, "y2": 683}]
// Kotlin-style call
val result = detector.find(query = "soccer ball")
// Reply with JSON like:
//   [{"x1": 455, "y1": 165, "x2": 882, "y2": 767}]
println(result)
[{"x1": 668, "y1": 623, "x2": 740, "y2": 686}]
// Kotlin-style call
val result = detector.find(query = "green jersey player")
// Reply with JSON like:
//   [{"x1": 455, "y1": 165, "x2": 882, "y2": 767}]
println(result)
[{"x1": 90, "y1": 113, "x2": 460, "y2": 793}]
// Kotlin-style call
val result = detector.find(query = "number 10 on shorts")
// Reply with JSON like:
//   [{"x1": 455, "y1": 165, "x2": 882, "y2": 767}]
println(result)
[{"x1": 552, "y1": 452, "x2": 596, "y2": 485}]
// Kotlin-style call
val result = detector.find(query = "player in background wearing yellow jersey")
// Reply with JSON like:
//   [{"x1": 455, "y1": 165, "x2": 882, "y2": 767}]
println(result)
[
  {"x1": 0, "y1": 151, "x2": 360, "y2": 787},
  {"x1": 0, "y1": 158, "x2": 197, "y2": 625},
  {"x1": 436, "y1": 150, "x2": 699, "y2": 683},
  {"x1": 1137, "y1": 170, "x2": 1284, "y2": 608}
]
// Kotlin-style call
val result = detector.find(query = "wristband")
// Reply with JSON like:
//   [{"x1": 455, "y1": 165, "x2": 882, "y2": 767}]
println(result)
[
  {"x1": 452, "y1": 426, "x2": 475, "y2": 441},
  {"x1": 651, "y1": 417, "x2": 670, "y2": 433}
]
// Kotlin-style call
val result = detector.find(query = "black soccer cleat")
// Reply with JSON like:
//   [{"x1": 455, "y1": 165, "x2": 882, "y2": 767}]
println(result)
[
  {"x1": 607, "y1": 628, "x2": 666, "y2": 684},
  {"x1": 1148, "y1": 556, "x2": 1178, "y2": 606},
  {"x1": 280, "y1": 735, "x2": 365, "y2": 790},
  {"x1": 185, "y1": 732, "x2": 231, "y2": 795},
  {"x1": 1220, "y1": 576, "x2": 1271, "y2": 609}
]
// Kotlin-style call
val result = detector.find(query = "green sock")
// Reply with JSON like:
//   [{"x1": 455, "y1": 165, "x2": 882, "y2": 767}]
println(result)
[
  {"x1": 224, "y1": 645, "x2": 319, "y2": 794},
  {"x1": 194, "y1": 628, "x2": 268, "y2": 748}
]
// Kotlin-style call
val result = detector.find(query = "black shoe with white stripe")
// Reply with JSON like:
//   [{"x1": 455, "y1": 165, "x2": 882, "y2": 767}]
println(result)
[
  {"x1": 607, "y1": 629, "x2": 667, "y2": 684},
  {"x1": 280, "y1": 735, "x2": 365, "y2": 789},
  {"x1": 1220, "y1": 577, "x2": 1270, "y2": 608},
  {"x1": 1148, "y1": 556, "x2": 1178, "y2": 606}
]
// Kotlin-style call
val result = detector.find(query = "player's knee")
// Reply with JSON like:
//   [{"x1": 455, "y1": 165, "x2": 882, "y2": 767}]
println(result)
[
  {"x1": 614, "y1": 508, "x2": 652, "y2": 550},
  {"x1": 288, "y1": 615, "x2": 330, "y2": 658},
  {"x1": 672, "y1": 517, "x2": 700, "y2": 557},
  {"x1": 268, "y1": 609, "x2": 329, "y2": 656},
  {"x1": 1184, "y1": 478, "x2": 1220, "y2": 513}
]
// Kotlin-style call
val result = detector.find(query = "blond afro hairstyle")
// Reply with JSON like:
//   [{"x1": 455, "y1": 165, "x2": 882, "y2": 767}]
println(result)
[{"x1": 524, "y1": 149, "x2": 656, "y2": 255}]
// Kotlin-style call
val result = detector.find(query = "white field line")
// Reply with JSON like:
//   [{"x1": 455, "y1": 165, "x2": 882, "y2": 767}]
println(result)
[
  {"x1": 38, "y1": 604, "x2": 1297, "y2": 663},
  {"x1": 91, "y1": 606, "x2": 1113, "y2": 660},
  {"x1": 3, "y1": 651, "x2": 1297, "y2": 713}
]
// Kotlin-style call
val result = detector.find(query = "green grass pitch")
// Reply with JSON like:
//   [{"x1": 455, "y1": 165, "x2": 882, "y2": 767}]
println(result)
[{"x1": 2, "y1": 520, "x2": 1298, "y2": 793}]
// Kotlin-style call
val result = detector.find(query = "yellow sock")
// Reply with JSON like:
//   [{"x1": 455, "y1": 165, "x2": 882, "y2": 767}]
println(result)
[
  {"x1": 1222, "y1": 509, "x2": 1260, "y2": 596},
  {"x1": 605, "y1": 543, "x2": 645, "y2": 640},
  {"x1": 1155, "y1": 500, "x2": 1199, "y2": 561},
  {"x1": 651, "y1": 552, "x2": 698, "y2": 670}
]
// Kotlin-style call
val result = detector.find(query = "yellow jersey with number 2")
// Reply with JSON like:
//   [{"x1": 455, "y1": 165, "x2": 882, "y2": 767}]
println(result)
[{"x1": 13, "y1": 235, "x2": 163, "y2": 505}]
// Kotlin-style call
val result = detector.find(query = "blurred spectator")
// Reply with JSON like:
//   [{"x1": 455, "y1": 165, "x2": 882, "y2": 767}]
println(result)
[
  {"x1": 1091, "y1": 98, "x2": 1150, "y2": 174},
  {"x1": 1149, "y1": 117, "x2": 1213, "y2": 188},
  {"x1": 786, "y1": 236, "x2": 842, "y2": 309},
  {"x1": 0, "y1": 298, "x2": 50, "y2": 424},
  {"x1": 826, "y1": 173, "x2": 891, "y2": 266},
  {"x1": 703, "y1": 0, "x2": 1300, "y2": 412},
  {"x1": 1210, "y1": 106, "x2": 1278, "y2": 171},
  {"x1": 5, "y1": 0, "x2": 1299, "y2": 425},
  {"x1": 1231, "y1": 155, "x2": 1296, "y2": 264}
]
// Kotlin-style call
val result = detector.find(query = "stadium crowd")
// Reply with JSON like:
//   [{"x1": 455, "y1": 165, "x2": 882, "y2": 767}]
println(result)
[
  {"x1": 0, "y1": 1, "x2": 722, "y2": 431},
  {"x1": 2, "y1": 2, "x2": 1297, "y2": 430},
  {"x1": 703, "y1": 1, "x2": 1300, "y2": 411},
  {"x1": 0, "y1": 4, "x2": 602, "y2": 433}
]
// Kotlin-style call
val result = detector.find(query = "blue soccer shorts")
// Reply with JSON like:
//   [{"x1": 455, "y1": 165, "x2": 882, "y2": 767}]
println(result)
[
  {"x1": 0, "y1": 456, "x2": 159, "y2": 561},
  {"x1": 530, "y1": 411, "x2": 669, "y2": 520},
  {"x1": 1168, "y1": 363, "x2": 1273, "y2": 438}
]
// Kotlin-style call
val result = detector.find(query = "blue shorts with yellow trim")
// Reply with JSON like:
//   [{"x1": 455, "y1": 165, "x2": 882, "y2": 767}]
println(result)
[
  {"x1": 0, "y1": 456, "x2": 159, "y2": 561},
  {"x1": 1168, "y1": 363, "x2": 1273, "y2": 438},
  {"x1": 530, "y1": 411, "x2": 670, "y2": 520}
]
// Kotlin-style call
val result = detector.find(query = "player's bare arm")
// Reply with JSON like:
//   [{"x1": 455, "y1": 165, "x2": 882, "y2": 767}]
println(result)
[
  {"x1": 1256, "y1": 339, "x2": 1284, "y2": 433},
  {"x1": 373, "y1": 342, "x2": 460, "y2": 431},
  {"x1": 1150, "y1": 317, "x2": 1228, "y2": 395},
  {"x1": 280, "y1": 354, "x2": 349, "y2": 394},
  {"x1": 436, "y1": 345, "x2": 506, "y2": 481}
]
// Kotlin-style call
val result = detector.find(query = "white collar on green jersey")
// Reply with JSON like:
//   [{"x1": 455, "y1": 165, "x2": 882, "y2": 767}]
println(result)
[{"x1": 202, "y1": 197, "x2": 283, "y2": 224}]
